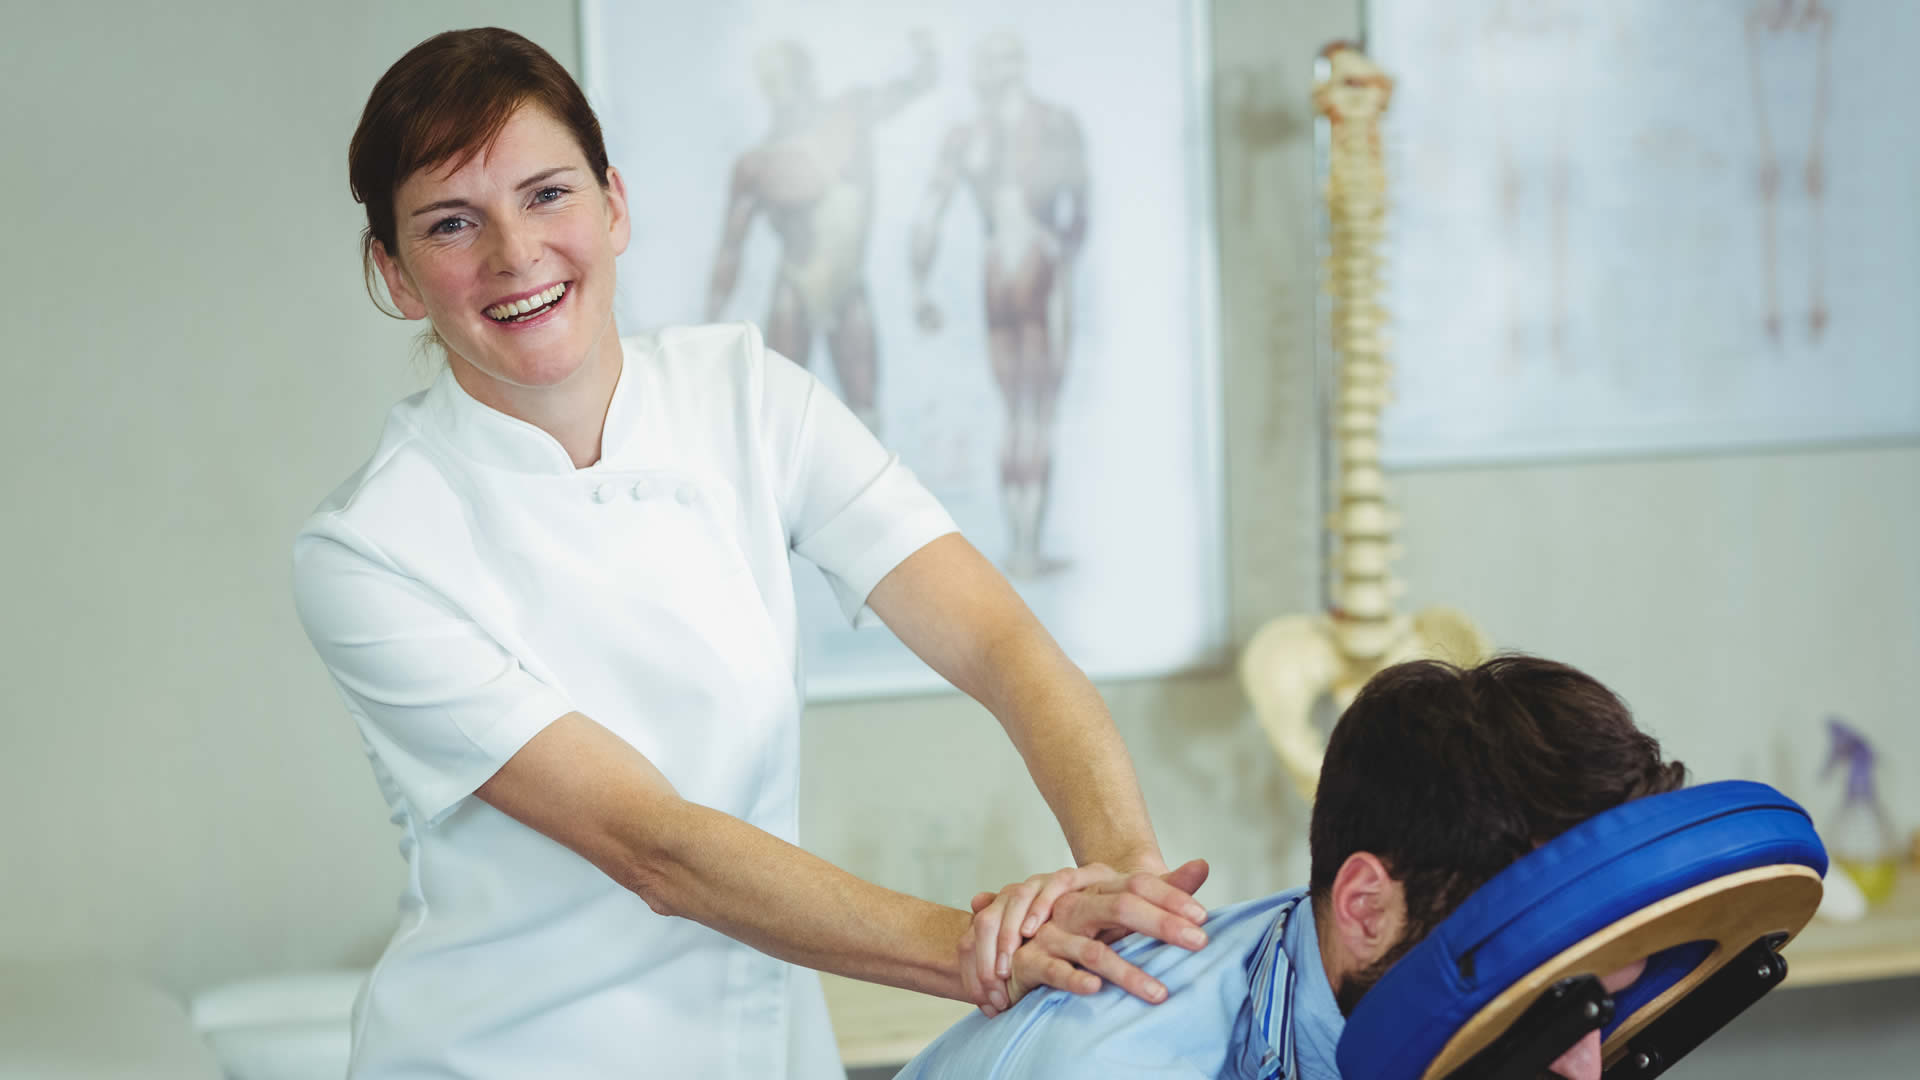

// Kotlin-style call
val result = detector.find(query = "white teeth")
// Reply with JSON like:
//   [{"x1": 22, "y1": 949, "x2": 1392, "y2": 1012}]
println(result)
[{"x1": 486, "y1": 283, "x2": 568, "y2": 322}]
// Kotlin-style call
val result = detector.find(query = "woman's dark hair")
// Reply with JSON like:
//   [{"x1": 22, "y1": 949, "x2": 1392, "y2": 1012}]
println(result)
[
  {"x1": 347, "y1": 28, "x2": 611, "y2": 316},
  {"x1": 1309, "y1": 655, "x2": 1687, "y2": 950}
]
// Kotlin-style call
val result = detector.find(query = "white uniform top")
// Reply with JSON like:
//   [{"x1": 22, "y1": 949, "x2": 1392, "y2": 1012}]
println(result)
[{"x1": 291, "y1": 323, "x2": 957, "y2": 1079}]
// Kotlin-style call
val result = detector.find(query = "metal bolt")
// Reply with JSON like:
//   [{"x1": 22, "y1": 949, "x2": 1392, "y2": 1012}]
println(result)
[
  {"x1": 1634, "y1": 1052, "x2": 1653, "y2": 1070},
  {"x1": 1584, "y1": 1001, "x2": 1600, "y2": 1020}
]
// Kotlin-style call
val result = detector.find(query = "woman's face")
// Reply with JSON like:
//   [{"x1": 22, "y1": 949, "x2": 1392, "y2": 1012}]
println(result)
[{"x1": 374, "y1": 105, "x2": 629, "y2": 395}]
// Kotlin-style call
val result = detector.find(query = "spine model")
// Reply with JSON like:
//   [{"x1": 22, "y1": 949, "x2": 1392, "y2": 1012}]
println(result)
[{"x1": 1239, "y1": 43, "x2": 1490, "y2": 801}]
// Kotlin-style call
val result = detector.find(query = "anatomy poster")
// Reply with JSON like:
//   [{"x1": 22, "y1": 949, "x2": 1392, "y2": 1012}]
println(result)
[
  {"x1": 582, "y1": 0, "x2": 1225, "y2": 698},
  {"x1": 1368, "y1": 0, "x2": 1920, "y2": 466}
]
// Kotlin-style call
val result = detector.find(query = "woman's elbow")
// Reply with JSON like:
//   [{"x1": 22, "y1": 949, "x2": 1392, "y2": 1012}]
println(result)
[{"x1": 605, "y1": 824, "x2": 687, "y2": 918}]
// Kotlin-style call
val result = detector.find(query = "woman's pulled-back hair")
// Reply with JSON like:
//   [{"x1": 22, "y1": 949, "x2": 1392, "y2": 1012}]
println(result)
[
  {"x1": 1308, "y1": 655, "x2": 1686, "y2": 949},
  {"x1": 348, "y1": 28, "x2": 611, "y2": 316}
]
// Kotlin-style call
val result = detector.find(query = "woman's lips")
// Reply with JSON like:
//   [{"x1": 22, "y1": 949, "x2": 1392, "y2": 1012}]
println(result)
[{"x1": 484, "y1": 281, "x2": 571, "y2": 328}]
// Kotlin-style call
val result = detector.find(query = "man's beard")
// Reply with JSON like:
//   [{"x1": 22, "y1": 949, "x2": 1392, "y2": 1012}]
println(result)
[{"x1": 1334, "y1": 933, "x2": 1418, "y2": 1016}]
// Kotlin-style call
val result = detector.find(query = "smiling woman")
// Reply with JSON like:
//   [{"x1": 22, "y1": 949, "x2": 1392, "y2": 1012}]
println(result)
[
  {"x1": 296, "y1": 25, "x2": 1210, "y2": 1080},
  {"x1": 349, "y1": 33, "x2": 629, "y2": 464}
]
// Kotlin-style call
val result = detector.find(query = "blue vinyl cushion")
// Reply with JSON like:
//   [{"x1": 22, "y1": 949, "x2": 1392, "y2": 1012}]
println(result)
[{"x1": 1336, "y1": 780, "x2": 1827, "y2": 1080}]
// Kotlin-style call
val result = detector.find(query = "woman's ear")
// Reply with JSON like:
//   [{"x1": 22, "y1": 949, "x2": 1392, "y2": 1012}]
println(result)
[
  {"x1": 603, "y1": 165, "x2": 632, "y2": 257},
  {"x1": 1328, "y1": 852, "x2": 1407, "y2": 968},
  {"x1": 371, "y1": 240, "x2": 429, "y2": 321}
]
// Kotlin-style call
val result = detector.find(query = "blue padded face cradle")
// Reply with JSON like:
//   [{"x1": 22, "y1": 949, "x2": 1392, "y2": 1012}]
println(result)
[{"x1": 1337, "y1": 780, "x2": 1827, "y2": 1080}]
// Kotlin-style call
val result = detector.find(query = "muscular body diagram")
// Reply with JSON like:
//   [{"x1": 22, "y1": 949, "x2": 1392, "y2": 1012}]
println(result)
[
  {"x1": 910, "y1": 32, "x2": 1089, "y2": 580},
  {"x1": 1745, "y1": 0, "x2": 1833, "y2": 344},
  {"x1": 708, "y1": 35, "x2": 937, "y2": 433}
]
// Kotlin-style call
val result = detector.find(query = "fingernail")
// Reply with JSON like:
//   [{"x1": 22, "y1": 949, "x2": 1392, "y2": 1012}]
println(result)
[
  {"x1": 1148, "y1": 980, "x2": 1167, "y2": 1002},
  {"x1": 1185, "y1": 905, "x2": 1208, "y2": 923},
  {"x1": 1023, "y1": 917, "x2": 1039, "y2": 935},
  {"x1": 997, "y1": 953, "x2": 1010, "y2": 979},
  {"x1": 991, "y1": 990, "x2": 1009, "y2": 1011},
  {"x1": 1181, "y1": 928, "x2": 1207, "y2": 948}
]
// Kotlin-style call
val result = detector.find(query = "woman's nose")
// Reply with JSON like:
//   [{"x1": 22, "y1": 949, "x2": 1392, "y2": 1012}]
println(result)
[
  {"x1": 1547, "y1": 1029, "x2": 1603, "y2": 1080},
  {"x1": 487, "y1": 218, "x2": 540, "y2": 275}
]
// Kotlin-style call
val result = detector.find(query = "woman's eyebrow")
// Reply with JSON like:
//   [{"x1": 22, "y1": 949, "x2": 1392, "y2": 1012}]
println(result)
[{"x1": 408, "y1": 166, "x2": 583, "y2": 217}]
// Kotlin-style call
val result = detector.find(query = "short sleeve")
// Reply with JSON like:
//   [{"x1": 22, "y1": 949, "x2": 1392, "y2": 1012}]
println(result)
[
  {"x1": 758, "y1": 343, "x2": 958, "y2": 627},
  {"x1": 291, "y1": 526, "x2": 574, "y2": 826}
]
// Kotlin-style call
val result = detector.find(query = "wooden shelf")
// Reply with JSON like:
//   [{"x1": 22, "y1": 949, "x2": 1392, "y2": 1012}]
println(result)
[
  {"x1": 821, "y1": 975, "x2": 972, "y2": 1069},
  {"x1": 1781, "y1": 868, "x2": 1920, "y2": 988}
]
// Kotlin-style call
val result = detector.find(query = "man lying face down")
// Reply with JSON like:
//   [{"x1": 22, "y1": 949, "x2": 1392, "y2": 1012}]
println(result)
[{"x1": 897, "y1": 656, "x2": 1688, "y2": 1080}]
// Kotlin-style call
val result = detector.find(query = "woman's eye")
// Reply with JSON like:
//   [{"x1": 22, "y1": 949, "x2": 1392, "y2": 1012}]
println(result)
[
  {"x1": 430, "y1": 217, "x2": 468, "y2": 236},
  {"x1": 533, "y1": 186, "x2": 568, "y2": 205}
]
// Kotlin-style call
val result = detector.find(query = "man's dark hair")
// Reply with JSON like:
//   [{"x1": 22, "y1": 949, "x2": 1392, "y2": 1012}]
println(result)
[{"x1": 1309, "y1": 655, "x2": 1686, "y2": 1007}]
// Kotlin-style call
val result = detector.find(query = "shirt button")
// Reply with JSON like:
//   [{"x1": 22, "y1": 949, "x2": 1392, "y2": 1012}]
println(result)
[
  {"x1": 676, "y1": 484, "x2": 696, "y2": 506},
  {"x1": 630, "y1": 480, "x2": 650, "y2": 500},
  {"x1": 591, "y1": 482, "x2": 614, "y2": 503}
]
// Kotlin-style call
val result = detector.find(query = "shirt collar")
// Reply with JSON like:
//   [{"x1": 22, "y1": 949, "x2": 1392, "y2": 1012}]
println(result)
[
  {"x1": 421, "y1": 339, "x2": 644, "y2": 474},
  {"x1": 1282, "y1": 897, "x2": 1345, "y2": 1079},
  {"x1": 1233, "y1": 893, "x2": 1346, "y2": 1080}
]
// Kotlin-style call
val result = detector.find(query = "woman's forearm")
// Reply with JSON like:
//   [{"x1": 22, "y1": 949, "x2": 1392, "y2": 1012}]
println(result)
[
  {"x1": 864, "y1": 534, "x2": 1167, "y2": 874},
  {"x1": 977, "y1": 623, "x2": 1165, "y2": 873},
  {"x1": 625, "y1": 797, "x2": 975, "y2": 999},
  {"x1": 476, "y1": 710, "x2": 977, "y2": 1000}
]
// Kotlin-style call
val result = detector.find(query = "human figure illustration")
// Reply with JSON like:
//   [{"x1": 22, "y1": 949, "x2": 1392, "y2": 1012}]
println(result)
[
  {"x1": 910, "y1": 32, "x2": 1089, "y2": 580},
  {"x1": 707, "y1": 33, "x2": 937, "y2": 433},
  {"x1": 1745, "y1": 0, "x2": 1832, "y2": 344}
]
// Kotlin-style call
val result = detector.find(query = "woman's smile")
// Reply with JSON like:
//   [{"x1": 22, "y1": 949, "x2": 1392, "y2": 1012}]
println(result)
[{"x1": 483, "y1": 280, "x2": 572, "y2": 327}]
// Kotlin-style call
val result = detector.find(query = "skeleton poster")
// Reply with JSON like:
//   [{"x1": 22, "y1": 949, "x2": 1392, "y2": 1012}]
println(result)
[
  {"x1": 582, "y1": 1, "x2": 1224, "y2": 698},
  {"x1": 1368, "y1": 0, "x2": 1920, "y2": 466}
]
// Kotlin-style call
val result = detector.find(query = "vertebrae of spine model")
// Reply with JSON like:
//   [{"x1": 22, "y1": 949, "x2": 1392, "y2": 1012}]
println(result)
[
  {"x1": 1236, "y1": 44, "x2": 1489, "y2": 803},
  {"x1": 1314, "y1": 45, "x2": 1404, "y2": 662}
]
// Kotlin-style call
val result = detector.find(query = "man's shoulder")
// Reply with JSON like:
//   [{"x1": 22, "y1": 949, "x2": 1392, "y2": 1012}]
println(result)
[{"x1": 1114, "y1": 887, "x2": 1310, "y2": 960}]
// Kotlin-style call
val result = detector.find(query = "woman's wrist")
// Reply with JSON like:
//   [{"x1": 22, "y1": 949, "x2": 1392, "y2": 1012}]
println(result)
[{"x1": 1081, "y1": 846, "x2": 1167, "y2": 877}]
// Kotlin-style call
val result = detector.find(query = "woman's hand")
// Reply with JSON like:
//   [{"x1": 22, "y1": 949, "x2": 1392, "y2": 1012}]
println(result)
[{"x1": 958, "y1": 858, "x2": 1211, "y2": 1016}]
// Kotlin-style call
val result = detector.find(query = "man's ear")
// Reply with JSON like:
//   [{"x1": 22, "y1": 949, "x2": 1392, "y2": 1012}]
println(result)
[
  {"x1": 1328, "y1": 852, "x2": 1406, "y2": 968},
  {"x1": 371, "y1": 240, "x2": 429, "y2": 321}
]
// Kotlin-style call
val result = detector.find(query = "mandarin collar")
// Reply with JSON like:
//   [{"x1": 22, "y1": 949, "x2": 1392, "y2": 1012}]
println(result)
[{"x1": 422, "y1": 337, "x2": 647, "y2": 473}]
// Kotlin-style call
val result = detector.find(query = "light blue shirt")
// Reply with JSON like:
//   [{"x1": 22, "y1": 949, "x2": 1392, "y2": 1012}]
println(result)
[{"x1": 896, "y1": 889, "x2": 1346, "y2": 1079}]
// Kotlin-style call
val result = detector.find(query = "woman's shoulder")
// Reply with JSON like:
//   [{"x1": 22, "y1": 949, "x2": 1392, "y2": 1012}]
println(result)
[
  {"x1": 629, "y1": 321, "x2": 769, "y2": 385},
  {"x1": 294, "y1": 394, "x2": 458, "y2": 550},
  {"x1": 621, "y1": 321, "x2": 805, "y2": 430}
]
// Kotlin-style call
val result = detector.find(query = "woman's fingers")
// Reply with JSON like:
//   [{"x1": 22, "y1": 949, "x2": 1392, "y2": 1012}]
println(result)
[
  {"x1": 1163, "y1": 857, "x2": 1211, "y2": 901},
  {"x1": 1022, "y1": 863, "x2": 1109, "y2": 937},
  {"x1": 963, "y1": 898, "x2": 1012, "y2": 1013},
  {"x1": 1120, "y1": 867, "x2": 1210, "y2": 927},
  {"x1": 970, "y1": 891, "x2": 996, "y2": 914},
  {"x1": 1052, "y1": 885, "x2": 1208, "y2": 952},
  {"x1": 1016, "y1": 950, "x2": 1101, "y2": 1001},
  {"x1": 1012, "y1": 923, "x2": 1168, "y2": 1005},
  {"x1": 994, "y1": 877, "x2": 1046, "y2": 980}
]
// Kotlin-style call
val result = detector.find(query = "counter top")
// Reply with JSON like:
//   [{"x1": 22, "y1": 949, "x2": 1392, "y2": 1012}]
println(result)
[{"x1": 1784, "y1": 867, "x2": 1920, "y2": 988}]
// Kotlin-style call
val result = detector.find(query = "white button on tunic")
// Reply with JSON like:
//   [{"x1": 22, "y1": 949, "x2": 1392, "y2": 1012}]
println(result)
[{"x1": 291, "y1": 324, "x2": 957, "y2": 1079}]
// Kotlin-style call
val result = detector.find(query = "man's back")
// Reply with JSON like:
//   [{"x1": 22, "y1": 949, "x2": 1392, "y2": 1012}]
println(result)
[{"x1": 897, "y1": 889, "x2": 1344, "y2": 1080}]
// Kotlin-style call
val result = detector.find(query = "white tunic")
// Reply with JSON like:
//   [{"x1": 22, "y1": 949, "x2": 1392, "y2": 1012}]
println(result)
[{"x1": 291, "y1": 323, "x2": 957, "y2": 1079}]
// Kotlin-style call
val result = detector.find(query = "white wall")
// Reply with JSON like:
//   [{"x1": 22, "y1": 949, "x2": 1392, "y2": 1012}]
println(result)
[
  {"x1": 2, "y1": 0, "x2": 1913, "y2": 1075},
  {"x1": 1397, "y1": 446, "x2": 1920, "y2": 826},
  {"x1": 0, "y1": 0, "x2": 581, "y2": 989}
]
